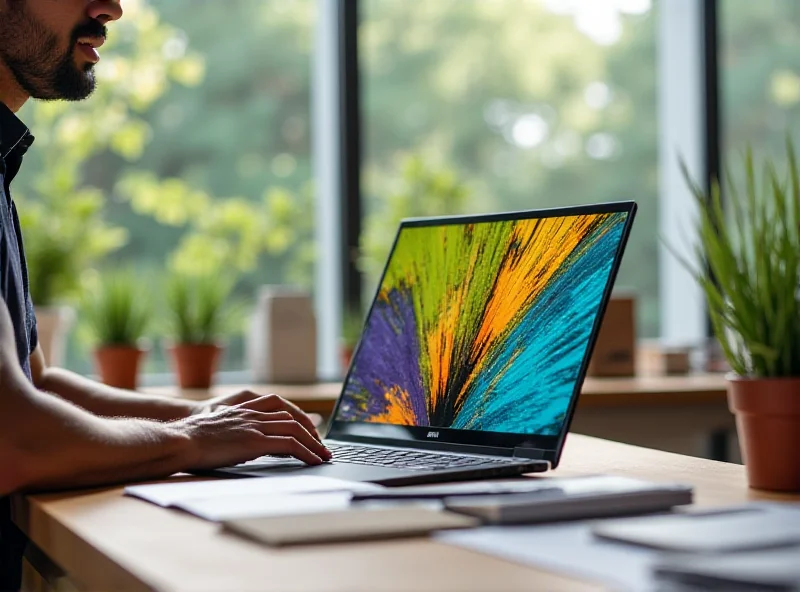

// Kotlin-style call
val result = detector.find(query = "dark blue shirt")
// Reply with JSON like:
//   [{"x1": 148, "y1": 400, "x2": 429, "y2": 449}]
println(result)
[{"x1": 0, "y1": 101, "x2": 39, "y2": 592}]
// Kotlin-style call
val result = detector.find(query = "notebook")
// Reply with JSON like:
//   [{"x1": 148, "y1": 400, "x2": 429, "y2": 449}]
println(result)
[
  {"x1": 222, "y1": 506, "x2": 479, "y2": 546},
  {"x1": 592, "y1": 504, "x2": 800, "y2": 553},
  {"x1": 439, "y1": 475, "x2": 692, "y2": 524}
]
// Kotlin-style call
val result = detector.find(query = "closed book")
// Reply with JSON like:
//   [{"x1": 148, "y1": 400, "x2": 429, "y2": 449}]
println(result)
[{"x1": 442, "y1": 475, "x2": 692, "y2": 524}]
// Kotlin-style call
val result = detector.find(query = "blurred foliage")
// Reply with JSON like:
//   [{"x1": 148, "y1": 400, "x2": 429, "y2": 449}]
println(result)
[
  {"x1": 359, "y1": 0, "x2": 659, "y2": 326},
  {"x1": 20, "y1": 189, "x2": 126, "y2": 305},
  {"x1": 117, "y1": 172, "x2": 315, "y2": 284},
  {"x1": 360, "y1": 154, "x2": 471, "y2": 284},
  {"x1": 11, "y1": 0, "x2": 800, "y2": 372},
  {"x1": 720, "y1": 1, "x2": 800, "y2": 183},
  {"x1": 15, "y1": 0, "x2": 204, "y2": 306}
]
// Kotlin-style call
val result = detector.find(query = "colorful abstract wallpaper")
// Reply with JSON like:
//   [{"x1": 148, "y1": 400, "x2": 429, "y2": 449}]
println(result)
[{"x1": 336, "y1": 211, "x2": 628, "y2": 435}]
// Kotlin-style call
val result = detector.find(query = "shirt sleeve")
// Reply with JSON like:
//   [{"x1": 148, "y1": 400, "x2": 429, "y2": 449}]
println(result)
[{"x1": 26, "y1": 290, "x2": 37, "y2": 353}]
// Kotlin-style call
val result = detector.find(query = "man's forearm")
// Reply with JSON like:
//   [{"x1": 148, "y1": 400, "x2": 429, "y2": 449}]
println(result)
[
  {"x1": 37, "y1": 367, "x2": 195, "y2": 421},
  {"x1": 1, "y1": 379, "x2": 194, "y2": 494}
]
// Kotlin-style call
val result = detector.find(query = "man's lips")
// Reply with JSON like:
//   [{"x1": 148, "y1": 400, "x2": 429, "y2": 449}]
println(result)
[{"x1": 75, "y1": 36, "x2": 105, "y2": 63}]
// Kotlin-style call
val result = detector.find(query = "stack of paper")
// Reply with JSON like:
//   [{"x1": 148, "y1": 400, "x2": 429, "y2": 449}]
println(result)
[{"x1": 124, "y1": 476, "x2": 382, "y2": 521}]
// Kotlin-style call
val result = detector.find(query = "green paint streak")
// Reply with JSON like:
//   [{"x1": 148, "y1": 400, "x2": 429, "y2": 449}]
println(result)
[{"x1": 381, "y1": 222, "x2": 515, "y2": 416}]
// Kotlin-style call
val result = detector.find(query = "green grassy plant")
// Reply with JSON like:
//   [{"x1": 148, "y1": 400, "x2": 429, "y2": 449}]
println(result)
[
  {"x1": 82, "y1": 270, "x2": 151, "y2": 347},
  {"x1": 673, "y1": 140, "x2": 800, "y2": 377},
  {"x1": 165, "y1": 273, "x2": 237, "y2": 345}
]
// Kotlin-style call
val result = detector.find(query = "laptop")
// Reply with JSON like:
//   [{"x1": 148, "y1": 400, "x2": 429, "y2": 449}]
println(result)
[{"x1": 212, "y1": 201, "x2": 637, "y2": 486}]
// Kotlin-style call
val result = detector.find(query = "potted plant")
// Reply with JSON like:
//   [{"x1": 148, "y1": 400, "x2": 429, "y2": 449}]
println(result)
[
  {"x1": 82, "y1": 270, "x2": 151, "y2": 390},
  {"x1": 165, "y1": 272, "x2": 236, "y2": 389},
  {"x1": 677, "y1": 141, "x2": 800, "y2": 492}
]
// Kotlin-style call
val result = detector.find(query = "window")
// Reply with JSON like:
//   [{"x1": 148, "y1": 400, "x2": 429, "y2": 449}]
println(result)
[
  {"x1": 359, "y1": 0, "x2": 661, "y2": 337},
  {"x1": 721, "y1": 0, "x2": 800, "y2": 163},
  {"x1": 14, "y1": 0, "x2": 720, "y2": 381}
]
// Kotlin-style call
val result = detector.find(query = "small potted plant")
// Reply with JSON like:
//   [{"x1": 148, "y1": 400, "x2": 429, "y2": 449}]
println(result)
[
  {"x1": 676, "y1": 141, "x2": 800, "y2": 492},
  {"x1": 82, "y1": 269, "x2": 151, "y2": 390},
  {"x1": 165, "y1": 272, "x2": 236, "y2": 389}
]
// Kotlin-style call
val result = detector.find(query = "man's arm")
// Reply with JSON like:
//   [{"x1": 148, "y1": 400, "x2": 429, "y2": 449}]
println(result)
[
  {"x1": 0, "y1": 304, "x2": 331, "y2": 496},
  {"x1": 28, "y1": 348, "x2": 322, "y2": 439},
  {"x1": 30, "y1": 346, "x2": 195, "y2": 420}
]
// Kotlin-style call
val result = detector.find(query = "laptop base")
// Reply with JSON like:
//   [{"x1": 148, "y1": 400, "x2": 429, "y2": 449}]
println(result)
[{"x1": 202, "y1": 457, "x2": 548, "y2": 487}]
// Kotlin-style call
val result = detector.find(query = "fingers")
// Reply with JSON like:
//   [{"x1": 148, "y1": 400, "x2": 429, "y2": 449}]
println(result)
[
  {"x1": 236, "y1": 393, "x2": 322, "y2": 440},
  {"x1": 258, "y1": 412, "x2": 331, "y2": 464},
  {"x1": 254, "y1": 411, "x2": 331, "y2": 463},
  {"x1": 259, "y1": 436, "x2": 326, "y2": 465}
]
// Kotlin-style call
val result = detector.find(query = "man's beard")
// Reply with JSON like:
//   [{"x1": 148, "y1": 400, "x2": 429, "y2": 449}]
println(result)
[{"x1": 0, "y1": 2, "x2": 106, "y2": 101}]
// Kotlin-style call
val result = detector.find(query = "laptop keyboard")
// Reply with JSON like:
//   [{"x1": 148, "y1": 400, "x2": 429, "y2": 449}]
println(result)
[
  {"x1": 234, "y1": 443, "x2": 519, "y2": 471},
  {"x1": 325, "y1": 443, "x2": 515, "y2": 471}
]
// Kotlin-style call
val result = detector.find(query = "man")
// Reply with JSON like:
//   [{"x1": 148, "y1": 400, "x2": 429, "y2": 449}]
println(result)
[{"x1": 0, "y1": 0, "x2": 331, "y2": 587}]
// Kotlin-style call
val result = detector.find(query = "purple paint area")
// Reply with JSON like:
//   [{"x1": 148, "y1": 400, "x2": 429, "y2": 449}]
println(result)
[{"x1": 339, "y1": 287, "x2": 429, "y2": 425}]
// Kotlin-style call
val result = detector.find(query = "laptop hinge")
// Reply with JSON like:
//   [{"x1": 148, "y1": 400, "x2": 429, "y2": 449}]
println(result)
[{"x1": 512, "y1": 447, "x2": 548, "y2": 460}]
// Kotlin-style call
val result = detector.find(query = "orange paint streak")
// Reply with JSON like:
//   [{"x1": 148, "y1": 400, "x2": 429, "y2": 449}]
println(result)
[
  {"x1": 366, "y1": 385, "x2": 418, "y2": 425},
  {"x1": 461, "y1": 216, "x2": 609, "y2": 398}
]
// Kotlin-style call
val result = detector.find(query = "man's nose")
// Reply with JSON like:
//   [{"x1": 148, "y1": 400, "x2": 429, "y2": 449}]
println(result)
[{"x1": 87, "y1": 0, "x2": 123, "y2": 25}]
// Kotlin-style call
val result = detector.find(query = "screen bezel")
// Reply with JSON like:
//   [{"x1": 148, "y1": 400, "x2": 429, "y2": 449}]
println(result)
[{"x1": 326, "y1": 200, "x2": 638, "y2": 467}]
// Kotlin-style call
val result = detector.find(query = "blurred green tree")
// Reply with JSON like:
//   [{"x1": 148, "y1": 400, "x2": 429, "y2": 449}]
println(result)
[
  {"x1": 15, "y1": 0, "x2": 205, "y2": 306},
  {"x1": 14, "y1": 0, "x2": 798, "y2": 372}
]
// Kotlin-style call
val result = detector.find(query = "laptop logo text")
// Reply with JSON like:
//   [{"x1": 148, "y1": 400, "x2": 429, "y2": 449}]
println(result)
[{"x1": 426, "y1": 431, "x2": 440, "y2": 438}]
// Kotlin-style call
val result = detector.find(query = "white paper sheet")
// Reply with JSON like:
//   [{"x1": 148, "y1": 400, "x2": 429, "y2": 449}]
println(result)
[
  {"x1": 437, "y1": 522, "x2": 660, "y2": 592},
  {"x1": 124, "y1": 476, "x2": 381, "y2": 508},
  {"x1": 437, "y1": 503, "x2": 800, "y2": 592},
  {"x1": 175, "y1": 491, "x2": 355, "y2": 522}
]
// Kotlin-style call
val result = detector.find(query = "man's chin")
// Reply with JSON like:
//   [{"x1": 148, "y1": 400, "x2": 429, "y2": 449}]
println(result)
[{"x1": 35, "y1": 71, "x2": 96, "y2": 101}]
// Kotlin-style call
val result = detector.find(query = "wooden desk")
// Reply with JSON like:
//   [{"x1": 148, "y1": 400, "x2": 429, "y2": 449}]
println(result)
[
  {"x1": 15, "y1": 435, "x2": 797, "y2": 592},
  {"x1": 147, "y1": 374, "x2": 733, "y2": 459}
]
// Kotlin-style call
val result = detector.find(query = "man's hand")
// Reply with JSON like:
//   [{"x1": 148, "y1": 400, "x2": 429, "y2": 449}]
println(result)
[
  {"x1": 192, "y1": 390, "x2": 322, "y2": 440},
  {"x1": 178, "y1": 394, "x2": 331, "y2": 470}
]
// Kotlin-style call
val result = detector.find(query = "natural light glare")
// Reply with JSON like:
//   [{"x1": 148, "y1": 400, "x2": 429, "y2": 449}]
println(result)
[
  {"x1": 616, "y1": 0, "x2": 651, "y2": 15},
  {"x1": 510, "y1": 114, "x2": 549, "y2": 149},
  {"x1": 542, "y1": 0, "x2": 651, "y2": 45},
  {"x1": 162, "y1": 33, "x2": 188, "y2": 60},
  {"x1": 584, "y1": 81, "x2": 613, "y2": 110},
  {"x1": 585, "y1": 132, "x2": 618, "y2": 160},
  {"x1": 576, "y1": 7, "x2": 621, "y2": 45}
]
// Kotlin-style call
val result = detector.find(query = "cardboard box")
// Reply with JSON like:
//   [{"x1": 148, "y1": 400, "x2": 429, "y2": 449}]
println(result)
[
  {"x1": 247, "y1": 287, "x2": 317, "y2": 383},
  {"x1": 587, "y1": 294, "x2": 637, "y2": 378}
]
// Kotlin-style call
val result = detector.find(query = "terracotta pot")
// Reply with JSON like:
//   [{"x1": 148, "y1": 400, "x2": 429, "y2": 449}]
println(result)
[
  {"x1": 727, "y1": 376, "x2": 800, "y2": 492},
  {"x1": 94, "y1": 345, "x2": 147, "y2": 390},
  {"x1": 169, "y1": 343, "x2": 222, "y2": 389}
]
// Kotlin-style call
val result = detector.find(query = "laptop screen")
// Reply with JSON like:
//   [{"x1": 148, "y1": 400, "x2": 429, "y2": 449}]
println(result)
[{"x1": 334, "y1": 206, "x2": 631, "y2": 439}]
